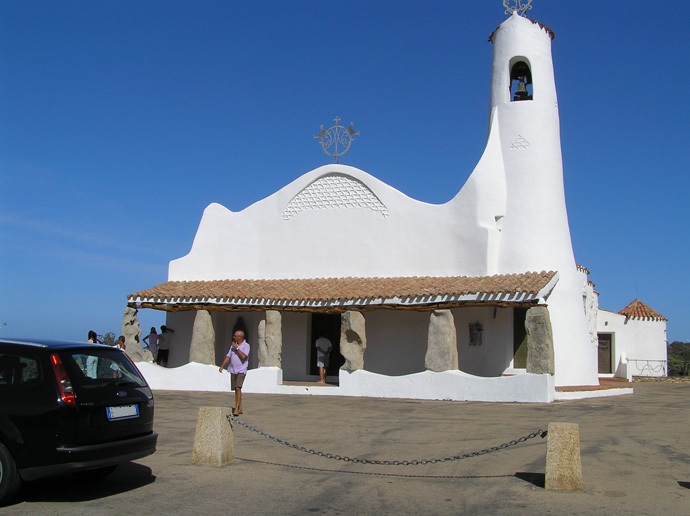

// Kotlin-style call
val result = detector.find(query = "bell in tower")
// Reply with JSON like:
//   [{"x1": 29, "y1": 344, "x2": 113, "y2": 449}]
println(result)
[
  {"x1": 513, "y1": 77, "x2": 531, "y2": 101},
  {"x1": 510, "y1": 61, "x2": 533, "y2": 101}
]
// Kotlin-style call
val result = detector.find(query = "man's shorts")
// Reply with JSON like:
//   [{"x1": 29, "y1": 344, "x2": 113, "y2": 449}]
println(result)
[
  {"x1": 231, "y1": 373, "x2": 246, "y2": 390},
  {"x1": 317, "y1": 356, "x2": 329, "y2": 368}
]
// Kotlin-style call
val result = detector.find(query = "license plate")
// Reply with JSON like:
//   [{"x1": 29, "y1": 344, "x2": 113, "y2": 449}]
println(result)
[{"x1": 106, "y1": 404, "x2": 139, "y2": 420}]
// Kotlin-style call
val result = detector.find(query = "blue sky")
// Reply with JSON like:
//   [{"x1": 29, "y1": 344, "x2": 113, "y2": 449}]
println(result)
[{"x1": 1, "y1": 1, "x2": 688, "y2": 343}]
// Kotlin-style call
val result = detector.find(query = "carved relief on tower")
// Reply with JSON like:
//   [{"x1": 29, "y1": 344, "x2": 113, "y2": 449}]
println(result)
[
  {"x1": 509, "y1": 134, "x2": 530, "y2": 150},
  {"x1": 282, "y1": 173, "x2": 389, "y2": 220}
]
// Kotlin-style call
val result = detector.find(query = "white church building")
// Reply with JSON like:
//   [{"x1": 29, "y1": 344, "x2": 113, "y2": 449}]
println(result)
[{"x1": 128, "y1": 8, "x2": 667, "y2": 402}]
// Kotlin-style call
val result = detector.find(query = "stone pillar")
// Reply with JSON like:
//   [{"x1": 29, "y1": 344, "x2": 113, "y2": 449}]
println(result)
[
  {"x1": 191, "y1": 406, "x2": 234, "y2": 467},
  {"x1": 121, "y1": 306, "x2": 152, "y2": 362},
  {"x1": 190, "y1": 310, "x2": 215, "y2": 365},
  {"x1": 340, "y1": 311, "x2": 366, "y2": 372},
  {"x1": 425, "y1": 310, "x2": 458, "y2": 372},
  {"x1": 258, "y1": 310, "x2": 282, "y2": 367},
  {"x1": 525, "y1": 306, "x2": 555, "y2": 375},
  {"x1": 545, "y1": 422, "x2": 584, "y2": 491},
  {"x1": 258, "y1": 319, "x2": 267, "y2": 366}
]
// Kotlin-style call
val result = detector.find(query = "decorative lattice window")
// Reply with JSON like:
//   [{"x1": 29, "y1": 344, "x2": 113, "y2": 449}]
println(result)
[{"x1": 282, "y1": 174, "x2": 388, "y2": 220}]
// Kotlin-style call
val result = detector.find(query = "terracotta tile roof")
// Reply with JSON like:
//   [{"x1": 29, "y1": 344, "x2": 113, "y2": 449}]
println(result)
[
  {"x1": 618, "y1": 299, "x2": 667, "y2": 321},
  {"x1": 576, "y1": 264, "x2": 590, "y2": 275},
  {"x1": 128, "y1": 271, "x2": 558, "y2": 312}
]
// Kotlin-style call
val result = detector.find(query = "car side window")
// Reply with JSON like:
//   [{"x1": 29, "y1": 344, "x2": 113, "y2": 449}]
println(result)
[
  {"x1": 0, "y1": 353, "x2": 40, "y2": 387},
  {"x1": 69, "y1": 351, "x2": 147, "y2": 387}
]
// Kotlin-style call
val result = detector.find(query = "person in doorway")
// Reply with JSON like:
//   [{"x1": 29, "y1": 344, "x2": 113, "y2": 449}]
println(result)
[
  {"x1": 315, "y1": 333, "x2": 332, "y2": 384},
  {"x1": 156, "y1": 325, "x2": 174, "y2": 366},
  {"x1": 143, "y1": 327, "x2": 158, "y2": 361},
  {"x1": 218, "y1": 330, "x2": 250, "y2": 416}
]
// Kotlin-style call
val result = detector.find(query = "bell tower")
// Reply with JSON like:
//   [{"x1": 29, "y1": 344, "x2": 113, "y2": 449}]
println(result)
[{"x1": 488, "y1": 9, "x2": 598, "y2": 386}]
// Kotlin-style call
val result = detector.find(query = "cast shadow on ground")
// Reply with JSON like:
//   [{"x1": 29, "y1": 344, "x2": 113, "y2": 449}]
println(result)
[
  {"x1": 515, "y1": 472, "x2": 545, "y2": 488},
  {"x1": 7, "y1": 462, "x2": 155, "y2": 506},
  {"x1": 678, "y1": 481, "x2": 690, "y2": 489}
]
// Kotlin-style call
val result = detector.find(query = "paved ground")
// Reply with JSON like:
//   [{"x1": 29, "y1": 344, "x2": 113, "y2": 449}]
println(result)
[{"x1": 4, "y1": 382, "x2": 690, "y2": 515}]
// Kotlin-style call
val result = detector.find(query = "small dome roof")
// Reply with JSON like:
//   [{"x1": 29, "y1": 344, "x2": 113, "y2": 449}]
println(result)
[{"x1": 618, "y1": 299, "x2": 667, "y2": 321}]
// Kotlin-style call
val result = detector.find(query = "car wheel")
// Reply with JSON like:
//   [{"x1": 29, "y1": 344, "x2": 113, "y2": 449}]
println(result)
[
  {"x1": 0, "y1": 442, "x2": 21, "y2": 505},
  {"x1": 72, "y1": 464, "x2": 118, "y2": 481}
]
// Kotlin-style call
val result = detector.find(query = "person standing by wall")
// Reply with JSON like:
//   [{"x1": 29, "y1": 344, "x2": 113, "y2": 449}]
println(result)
[
  {"x1": 143, "y1": 327, "x2": 158, "y2": 361},
  {"x1": 218, "y1": 330, "x2": 250, "y2": 416},
  {"x1": 156, "y1": 325, "x2": 174, "y2": 366},
  {"x1": 315, "y1": 333, "x2": 332, "y2": 384}
]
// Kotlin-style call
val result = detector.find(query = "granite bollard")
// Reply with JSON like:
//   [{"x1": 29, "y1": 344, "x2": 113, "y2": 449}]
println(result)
[
  {"x1": 545, "y1": 422, "x2": 584, "y2": 491},
  {"x1": 191, "y1": 406, "x2": 234, "y2": 467}
]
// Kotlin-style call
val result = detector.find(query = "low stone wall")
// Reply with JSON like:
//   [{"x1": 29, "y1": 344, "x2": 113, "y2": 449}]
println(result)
[{"x1": 633, "y1": 376, "x2": 690, "y2": 383}]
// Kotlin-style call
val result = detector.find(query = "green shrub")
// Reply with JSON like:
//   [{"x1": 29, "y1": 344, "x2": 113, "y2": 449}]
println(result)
[{"x1": 667, "y1": 342, "x2": 690, "y2": 376}]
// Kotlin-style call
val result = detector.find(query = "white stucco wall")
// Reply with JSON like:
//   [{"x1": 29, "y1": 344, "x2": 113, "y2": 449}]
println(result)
[
  {"x1": 279, "y1": 311, "x2": 310, "y2": 379},
  {"x1": 165, "y1": 310, "x2": 195, "y2": 368},
  {"x1": 597, "y1": 310, "x2": 667, "y2": 378},
  {"x1": 582, "y1": 272, "x2": 599, "y2": 351},
  {"x1": 454, "y1": 306, "x2": 514, "y2": 376},
  {"x1": 159, "y1": 13, "x2": 599, "y2": 391},
  {"x1": 169, "y1": 163, "x2": 502, "y2": 281},
  {"x1": 489, "y1": 13, "x2": 597, "y2": 386},
  {"x1": 363, "y1": 310, "x2": 428, "y2": 376}
]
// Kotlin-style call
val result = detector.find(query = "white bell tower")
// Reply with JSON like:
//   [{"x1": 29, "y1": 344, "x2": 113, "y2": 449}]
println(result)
[{"x1": 488, "y1": 11, "x2": 598, "y2": 386}]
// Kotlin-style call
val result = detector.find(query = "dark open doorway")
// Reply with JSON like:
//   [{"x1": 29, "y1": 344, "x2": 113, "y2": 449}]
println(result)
[
  {"x1": 513, "y1": 307, "x2": 528, "y2": 368},
  {"x1": 597, "y1": 333, "x2": 613, "y2": 374},
  {"x1": 310, "y1": 313, "x2": 344, "y2": 380}
]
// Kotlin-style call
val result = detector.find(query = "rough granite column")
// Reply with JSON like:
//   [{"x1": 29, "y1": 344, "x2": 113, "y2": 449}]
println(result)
[
  {"x1": 189, "y1": 310, "x2": 215, "y2": 365},
  {"x1": 257, "y1": 319, "x2": 267, "y2": 366},
  {"x1": 340, "y1": 311, "x2": 366, "y2": 372},
  {"x1": 257, "y1": 310, "x2": 282, "y2": 367},
  {"x1": 525, "y1": 306, "x2": 555, "y2": 375},
  {"x1": 425, "y1": 309, "x2": 458, "y2": 371},
  {"x1": 121, "y1": 306, "x2": 152, "y2": 362}
]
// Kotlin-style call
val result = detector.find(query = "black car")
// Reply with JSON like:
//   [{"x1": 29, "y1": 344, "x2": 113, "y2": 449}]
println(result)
[{"x1": 0, "y1": 339, "x2": 157, "y2": 504}]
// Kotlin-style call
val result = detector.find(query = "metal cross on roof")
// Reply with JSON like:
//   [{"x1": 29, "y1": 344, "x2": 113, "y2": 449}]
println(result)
[
  {"x1": 314, "y1": 116, "x2": 359, "y2": 164},
  {"x1": 503, "y1": 0, "x2": 533, "y2": 16}
]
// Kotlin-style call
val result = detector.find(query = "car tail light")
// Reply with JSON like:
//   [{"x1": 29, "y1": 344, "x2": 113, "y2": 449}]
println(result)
[{"x1": 50, "y1": 353, "x2": 77, "y2": 407}]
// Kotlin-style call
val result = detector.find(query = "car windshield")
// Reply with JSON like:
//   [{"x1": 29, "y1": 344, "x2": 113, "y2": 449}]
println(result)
[{"x1": 66, "y1": 349, "x2": 147, "y2": 388}]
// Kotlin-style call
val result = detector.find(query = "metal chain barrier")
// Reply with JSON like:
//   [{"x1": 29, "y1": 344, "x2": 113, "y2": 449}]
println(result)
[{"x1": 228, "y1": 414, "x2": 546, "y2": 466}]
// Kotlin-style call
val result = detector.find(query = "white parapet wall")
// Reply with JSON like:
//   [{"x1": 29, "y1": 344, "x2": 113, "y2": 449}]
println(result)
[
  {"x1": 138, "y1": 363, "x2": 556, "y2": 402},
  {"x1": 244, "y1": 367, "x2": 557, "y2": 403},
  {"x1": 136, "y1": 363, "x2": 634, "y2": 402},
  {"x1": 337, "y1": 369, "x2": 556, "y2": 403}
]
